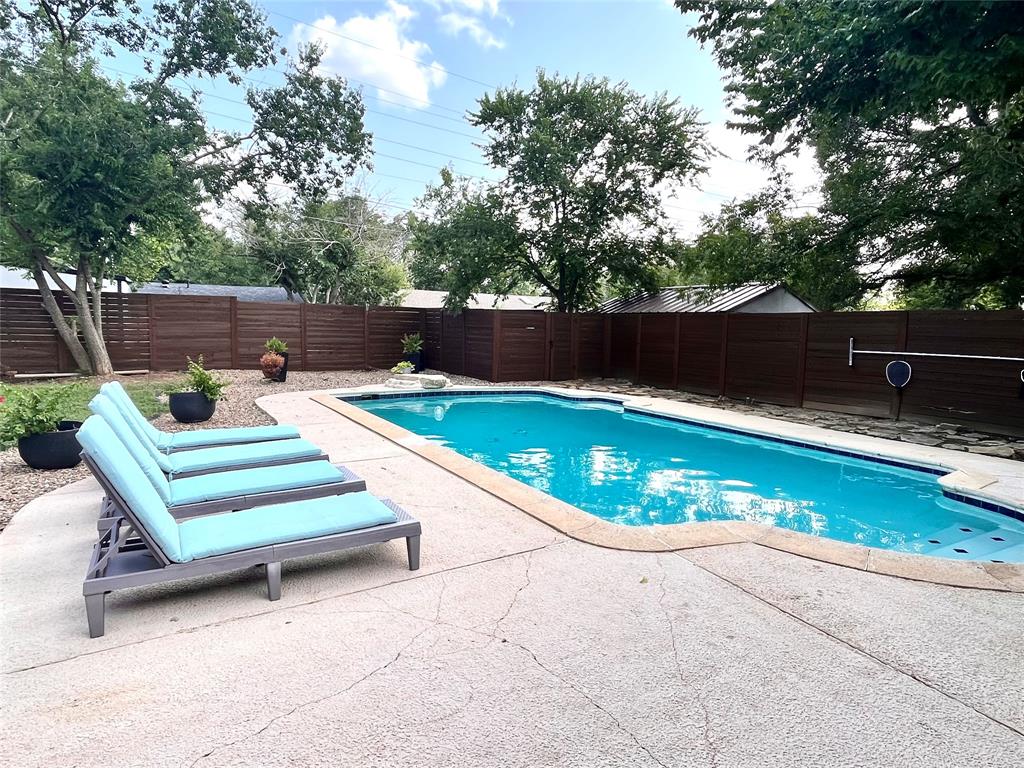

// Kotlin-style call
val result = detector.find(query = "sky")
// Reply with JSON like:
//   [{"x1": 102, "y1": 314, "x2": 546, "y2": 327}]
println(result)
[{"x1": 111, "y1": 0, "x2": 822, "y2": 235}]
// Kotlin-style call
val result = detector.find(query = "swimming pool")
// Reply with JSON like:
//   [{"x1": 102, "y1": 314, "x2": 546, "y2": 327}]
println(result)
[{"x1": 347, "y1": 391, "x2": 1024, "y2": 563}]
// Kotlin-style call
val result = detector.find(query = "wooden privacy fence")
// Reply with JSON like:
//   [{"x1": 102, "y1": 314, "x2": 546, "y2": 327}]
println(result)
[{"x1": 1, "y1": 287, "x2": 1022, "y2": 434}]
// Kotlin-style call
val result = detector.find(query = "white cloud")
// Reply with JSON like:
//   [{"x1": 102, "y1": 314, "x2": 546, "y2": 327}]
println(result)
[
  {"x1": 438, "y1": 11, "x2": 505, "y2": 49},
  {"x1": 430, "y1": 0, "x2": 509, "y2": 49},
  {"x1": 291, "y1": 2, "x2": 447, "y2": 110}
]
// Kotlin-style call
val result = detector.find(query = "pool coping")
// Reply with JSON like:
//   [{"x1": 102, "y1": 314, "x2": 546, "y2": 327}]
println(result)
[{"x1": 310, "y1": 385, "x2": 1024, "y2": 593}]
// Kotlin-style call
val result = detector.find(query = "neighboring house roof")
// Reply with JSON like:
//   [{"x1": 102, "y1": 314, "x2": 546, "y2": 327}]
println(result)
[
  {"x1": 598, "y1": 283, "x2": 816, "y2": 313},
  {"x1": 132, "y1": 282, "x2": 302, "y2": 303},
  {"x1": 0, "y1": 265, "x2": 122, "y2": 293},
  {"x1": 395, "y1": 289, "x2": 550, "y2": 311}
]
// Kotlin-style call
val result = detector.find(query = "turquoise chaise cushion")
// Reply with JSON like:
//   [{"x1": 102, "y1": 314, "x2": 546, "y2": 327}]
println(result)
[
  {"x1": 164, "y1": 438, "x2": 323, "y2": 477},
  {"x1": 77, "y1": 417, "x2": 184, "y2": 562},
  {"x1": 89, "y1": 395, "x2": 173, "y2": 502},
  {"x1": 100, "y1": 380, "x2": 300, "y2": 451},
  {"x1": 177, "y1": 491, "x2": 398, "y2": 561},
  {"x1": 167, "y1": 460, "x2": 345, "y2": 507},
  {"x1": 164, "y1": 424, "x2": 300, "y2": 451}
]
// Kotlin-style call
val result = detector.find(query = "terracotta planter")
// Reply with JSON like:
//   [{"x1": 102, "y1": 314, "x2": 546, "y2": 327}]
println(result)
[{"x1": 17, "y1": 420, "x2": 82, "y2": 470}]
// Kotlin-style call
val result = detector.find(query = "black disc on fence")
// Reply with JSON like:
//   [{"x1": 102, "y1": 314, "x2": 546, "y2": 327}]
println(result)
[{"x1": 885, "y1": 360, "x2": 912, "y2": 389}]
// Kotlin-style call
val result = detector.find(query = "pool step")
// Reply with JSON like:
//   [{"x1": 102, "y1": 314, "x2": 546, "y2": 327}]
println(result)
[{"x1": 919, "y1": 525, "x2": 1024, "y2": 563}]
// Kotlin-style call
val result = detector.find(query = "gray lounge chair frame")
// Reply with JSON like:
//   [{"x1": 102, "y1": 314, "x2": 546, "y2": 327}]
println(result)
[
  {"x1": 83, "y1": 487, "x2": 421, "y2": 638},
  {"x1": 84, "y1": 453, "x2": 367, "y2": 527}
]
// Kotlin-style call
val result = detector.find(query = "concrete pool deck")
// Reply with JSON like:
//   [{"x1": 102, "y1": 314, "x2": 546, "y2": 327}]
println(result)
[{"x1": 1, "y1": 388, "x2": 1022, "y2": 765}]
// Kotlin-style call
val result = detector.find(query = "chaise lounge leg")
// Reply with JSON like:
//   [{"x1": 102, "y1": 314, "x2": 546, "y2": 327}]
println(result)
[
  {"x1": 266, "y1": 562, "x2": 282, "y2": 601},
  {"x1": 85, "y1": 593, "x2": 106, "y2": 638},
  {"x1": 406, "y1": 535, "x2": 420, "y2": 571}
]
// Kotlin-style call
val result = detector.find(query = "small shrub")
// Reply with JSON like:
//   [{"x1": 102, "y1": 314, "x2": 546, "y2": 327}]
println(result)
[
  {"x1": 0, "y1": 383, "x2": 80, "y2": 446},
  {"x1": 264, "y1": 337, "x2": 288, "y2": 354},
  {"x1": 390, "y1": 361, "x2": 415, "y2": 374},
  {"x1": 180, "y1": 356, "x2": 226, "y2": 401},
  {"x1": 401, "y1": 333, "x2": 423, "y2": 354},
  {"x1": 261, "y1": 352, "x2": 285, "y2": 379}
]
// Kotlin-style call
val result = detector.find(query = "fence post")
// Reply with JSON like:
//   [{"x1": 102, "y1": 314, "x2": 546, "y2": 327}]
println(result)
[
  {"x1": 795, "y1": 313, "x2": 809, "y2": 406},
  {"x1": 889, "y1": 311, "x2": 910, "y2": 418},
  {"x1": 491, "y1": 311, "x2": 502, "y2": 382},
  {"x1": 602, "y1": 316, "x2": 611, "y2": 378},
  {"x1": 571, "y1": 314, "x2": 579, "y2": 380},
  {"x1": 672, "y1": 314, "x2": 681, "y2": 389},
  {"x1": 299, "y1": 303, "x2": 308, "y2": 371},
  {"x1": 363, "y1": 306, "x2": 370, "y2": 369},
  {"x1": 147, "y1": 295, "x2": 158, "y2": 371},
  {"x1": 461, "y1": 312, "x2": 467, "y2": 376},
  {"x1": 229, "y1": 297, "x2": 239, "y2": 370},
  {"x1": 718, "y1": 314, "x2": 729, "y2": 396},
  {"x1": 544, "y1": 313, "x2": 552, "y2": 380},
  {"x1": 438, "y1": 311, "x2": 446, "y2": 372},
  {"x1": 634, "y1": 314, "x2": 643, "y2": 383}
]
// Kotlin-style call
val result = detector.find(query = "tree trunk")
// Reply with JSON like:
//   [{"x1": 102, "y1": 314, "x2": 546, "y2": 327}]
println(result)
[{"x1": 31, "y1": 267, "x2": 92, "y2": 372}]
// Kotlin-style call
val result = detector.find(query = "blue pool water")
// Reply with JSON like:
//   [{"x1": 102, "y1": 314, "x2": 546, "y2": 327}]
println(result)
[{"x1": 350, "y1": 392, "x2": 1024, "y2": 562}]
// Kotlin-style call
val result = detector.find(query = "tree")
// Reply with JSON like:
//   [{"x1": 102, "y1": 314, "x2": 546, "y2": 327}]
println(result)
[
  {"x1": 677, "y1": 0, "x2": 1024, "y2": 308},
  {"x1": 409, "y1": 72, "x2": 710, "y2": 312},
  {"x1": 245, "y1": 197, "x2": 409, "y2": 306},
  {"x1": 677, "y1": 176, "x2": 864, "y2": 310},
  {"x1": 0, "y1": 1, "x2": 370, "y2": 373}
]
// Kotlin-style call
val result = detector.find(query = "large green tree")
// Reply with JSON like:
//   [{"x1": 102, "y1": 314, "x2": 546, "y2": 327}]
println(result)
[
  {"x1": 246, "y1": 196, "x2": 409, "y2": 306},
  {"x1": 0, "y1": 0, "x2": 370, "y2": 373},
  {"x1": 408, "y1": 72, "x2": 710, "y2": 311},
  {"x1": 677, "y1": 0, "x2": 1024, "y2": 308},
  {"x1": 675, "y1": 175, "x2": 863, "y2": 310}
]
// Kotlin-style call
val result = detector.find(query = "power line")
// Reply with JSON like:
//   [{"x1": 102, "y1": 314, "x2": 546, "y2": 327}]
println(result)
[{"x1": 267, "y1": 8, "x2": 497, "y2": 90}]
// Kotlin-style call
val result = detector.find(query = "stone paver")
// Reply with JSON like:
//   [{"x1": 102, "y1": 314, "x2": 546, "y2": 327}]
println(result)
[{"x1": 1, "y1": 390, "x2": 1022, "y2": 767}]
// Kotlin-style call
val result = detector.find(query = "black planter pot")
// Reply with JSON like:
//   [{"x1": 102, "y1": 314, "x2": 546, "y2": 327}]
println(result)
[
  {"x1": 169, "y1": 391, "x2": 217, "y2": 423},
  {"x1": 273, "y1": 351, "x2": 290, "y2": 382},
  {"x1": 403, "y1": 352, "x2": 422, "y2": 373},
  {"x1": 18, "y1": 420, "x2": 83, "y2": 470}
]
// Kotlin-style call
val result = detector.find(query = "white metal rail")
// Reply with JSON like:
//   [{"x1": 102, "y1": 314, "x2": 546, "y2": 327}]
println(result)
[{"x1": 847, "y1": 337, "x2": 1024, "y2": 367}]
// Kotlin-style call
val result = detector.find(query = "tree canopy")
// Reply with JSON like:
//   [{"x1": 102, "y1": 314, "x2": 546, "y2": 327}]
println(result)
[
  {"x1": 408, "y1": 72, "x2": 710, "y2": 311},
  {"x1": 0, "y1": 0, "x2": 371, "y2": 372},
  {"x1": 677, "y1": 0, "x2": 1024, "y2": 308}
]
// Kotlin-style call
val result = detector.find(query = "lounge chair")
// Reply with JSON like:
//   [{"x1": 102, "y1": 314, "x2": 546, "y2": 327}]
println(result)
[
  {"x1": 91, "y1": 393, "x2": 326, "y2": 478},
  {"x1": 79, "y1": 417, "x2": 421, "y2": 638},
  {"x1": 101, "y1": 381, "x2": 300, "y2": 452},
  {"x1": 81, "y1": 413, "x2": 365, "y2": 522}
]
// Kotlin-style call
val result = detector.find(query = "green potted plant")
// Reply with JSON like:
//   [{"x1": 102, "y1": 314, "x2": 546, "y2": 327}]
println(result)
[
  {"x1": 169, "y1": 356, "x2": 226, "y2": 423},
  {"x1": 401, "y1": 332, "x2": 424, "y2": 372},
  {"x1": 0, "y1": 384, "x2": 84, "y2": 469},
  {"x1": 390, "y1": 360, "x2": 415, "y2": 375},
  {"x1": 263, "y1": 337, "x2": 289, "y2": 382}
]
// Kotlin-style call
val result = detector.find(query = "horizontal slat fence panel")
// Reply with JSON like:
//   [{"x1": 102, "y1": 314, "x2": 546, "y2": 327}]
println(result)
[
  {"x1": 149, "y1": 296, "x2": 233, "y2": 370},
  {"x1": 549, "y1": 314, "x2": 573, "y2": 381},
  {"x1": 236, "y1": 302, "x2": 303, "y2": 370},
  {"x1": 303, "y1": 305, "x2": 366, "y2": 370},
  {"x1": 609, "y1": 314, "x2": 639, "y2": 379},
  {"x1": 574, "y1": 314, "x2": 605, "y2": 378},
  {"x1": 724, "y1": 314, "x2": 804, "y2": 406},
  {"x1": 3, "y1": 287, "x2": 1021, "y2": 435},
  {"x1": 463, "y1": 310, "x2": 494, "y2": 380},
  {"x1": 899, "y1": 311, "x2": 1024, "y2": 433},
  {"x1": 497, "y1": 311, "x2": 547, "y2": 381},
  {"x1": 367, "y1": 308, "x2": 423, "y2": 369},
  {"x1": 637, "y1": 313, "x2": 677, "y2": 387},
  {"x1": 804, "y1": 312, "x2": 905, "y2": 417},
  {"x1": 677, "y1": 314, "x2": 726, "y2": 395}
]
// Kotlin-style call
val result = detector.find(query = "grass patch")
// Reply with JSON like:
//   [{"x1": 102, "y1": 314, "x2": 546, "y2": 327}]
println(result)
[{"x1": 3, "y1": 377, "x2": 184, "y2": 423}]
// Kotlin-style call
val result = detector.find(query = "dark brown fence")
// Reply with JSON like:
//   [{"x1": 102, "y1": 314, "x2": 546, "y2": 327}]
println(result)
[{"x1": 2, "y1": 287, "x2": 1021, "y2": 434}]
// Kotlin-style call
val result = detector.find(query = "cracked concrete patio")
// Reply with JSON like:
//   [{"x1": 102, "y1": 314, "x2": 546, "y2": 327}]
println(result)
[{"x1": 1, "y1": 390, "x2": 1022, "y2": 767}]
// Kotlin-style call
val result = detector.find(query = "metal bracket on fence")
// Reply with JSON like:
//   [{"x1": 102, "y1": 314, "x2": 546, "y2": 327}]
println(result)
[{"x1": 848, "y1": 337, "x2": 1024, "y2": 367}]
